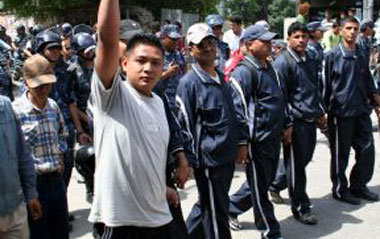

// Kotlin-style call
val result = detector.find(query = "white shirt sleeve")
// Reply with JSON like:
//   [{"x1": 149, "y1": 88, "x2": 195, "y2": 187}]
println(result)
[{"x1": 91, "y1": 68, "x2": 122, "y2": 112}]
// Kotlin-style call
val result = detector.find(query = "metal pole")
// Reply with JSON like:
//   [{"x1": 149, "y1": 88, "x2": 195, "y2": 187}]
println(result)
[
  {"x1": 363, "y1": 0, "x2": 368, "y2": 19},
  {"x1": 368, "y1": 0, "x2": 374, "y2": 20}
]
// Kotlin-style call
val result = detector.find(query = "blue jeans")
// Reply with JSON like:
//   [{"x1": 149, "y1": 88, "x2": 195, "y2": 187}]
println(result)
[{"x1": 28, "y1": 172, "x2": 69, "y2": 239}]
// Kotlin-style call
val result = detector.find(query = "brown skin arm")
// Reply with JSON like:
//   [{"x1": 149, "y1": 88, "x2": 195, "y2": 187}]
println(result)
[
  {"x1": 235, "y1": 145, "x2": 248, "y2": 164},
  {"x1": 27, "y1": 198, "x2": 42, "y2": 221},
  {"x1": 174, "y1": 151, "x2": 190, "y2": 189},
  {"x1": 69, "y1": 103, "x2": 92, "y2": 145},
  {"x1": 95, "y1": 0, "x2": 120, "y2": 89}
]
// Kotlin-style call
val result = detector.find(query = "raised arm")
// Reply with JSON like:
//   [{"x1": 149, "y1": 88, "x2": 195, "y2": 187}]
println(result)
[{"x1": 95, "y1": 0, "x2": 120, "y2": 89}]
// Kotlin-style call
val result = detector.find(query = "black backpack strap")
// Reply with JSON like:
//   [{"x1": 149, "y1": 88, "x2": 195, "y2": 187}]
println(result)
[
  {"x1": 237, "y1": 57, "x2": 260, "y2": 142},
  {"x1": 237, "y1": 57, "x2": 259, "y2": 99}
]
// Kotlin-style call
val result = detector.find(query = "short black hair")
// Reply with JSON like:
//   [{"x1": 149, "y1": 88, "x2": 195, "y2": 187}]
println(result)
[
  {"x1": 287, "y1": 22, "x2": 308, "y2": 37},
  {"x1": 229, "y1": 15, "x2": 242, "y2": 25},
  {"x1": 126, "y1": 33, "x2": 165, "y2": 56},
  {"x1": 340, "y1": 16, "x2": 359, "y2": 27}
]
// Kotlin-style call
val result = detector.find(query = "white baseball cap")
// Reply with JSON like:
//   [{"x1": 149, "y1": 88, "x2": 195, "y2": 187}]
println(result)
[{"x1": 186, "y1": 23, "x2": 216, "y2": 45}]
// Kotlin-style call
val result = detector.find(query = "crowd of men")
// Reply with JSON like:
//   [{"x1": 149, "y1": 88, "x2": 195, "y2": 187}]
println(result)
[{"x1": 1, "y1": 0, "x2": 380, "y2": 239}]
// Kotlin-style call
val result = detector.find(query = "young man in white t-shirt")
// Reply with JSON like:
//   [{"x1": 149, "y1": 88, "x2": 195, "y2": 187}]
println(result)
[{"x1": 88, "y1": 0, "x2": 187, "y2": 237}]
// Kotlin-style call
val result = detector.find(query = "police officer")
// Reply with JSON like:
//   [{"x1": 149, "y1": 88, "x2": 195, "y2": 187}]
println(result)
[
  {"x1": 61, "y1": 23, "x2": 76, "y2": 64},
  {"x1": 25, "y1": 24, "x2": 44, "y2": 55},
  {"x1": 325, "y1": 16, "x2": 380, "y2": 205},
  {"x1": 272, "y1": 22, "x2": 326, "y2": 225},
  {"x1": 36, "y1": 30, "x2": 77, "y2": 188},
  {"x1": 177, "y1": 23, "x2": 248, "y2": 239},
  {"x1": 13, "y1": 24, "x2": 28, "y2": 51},
  {"x1": 228, "y1": 24, "x2": 286, "y2": 239},
  {"x1": 206, "y1": 14, "x2": 230, "y2": 72},
  {"x1": 155, "y1": 24, "x2": 186, "y2": 112},
  {"x1": 0, "y1": 25, "x2": 12, "y2": 45},
  {"x1": 69, "y1": 32, "x2": 95, "y2": 140},
  {"x1": 306, "y1": 21, "x2": 327, "y2": 94},
  {"x1": 0, "y1": 27, "x2": 13, "y2": 100},
  {"x1": 68, "y1": 32, "x2": 95, "y2": 202}
]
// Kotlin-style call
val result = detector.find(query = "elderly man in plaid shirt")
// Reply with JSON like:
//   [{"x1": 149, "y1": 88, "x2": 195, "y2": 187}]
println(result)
[{"x1": 12, "y1": 54, "x2": 69, "y2": 239}]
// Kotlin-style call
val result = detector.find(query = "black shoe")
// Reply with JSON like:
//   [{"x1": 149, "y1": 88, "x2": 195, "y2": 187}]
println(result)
[
  {"x1": 68, "y1": 214, "x2": 75, "y2": 222},
  {"x1": 333, "y1": 192, "x2": 361, "y2": 205},
  {"x1": 270, "y1": 191, "x2": 284, "y2": 204},
  {"x1": 350, "y1": 188, "x2": 379, "y2": 202},
  {"x1": 229, "y1": 216, "x2": 242, "y2": 231},
  {"x1": 293, "y1": 211, "x2": 318, "y2": 225}
]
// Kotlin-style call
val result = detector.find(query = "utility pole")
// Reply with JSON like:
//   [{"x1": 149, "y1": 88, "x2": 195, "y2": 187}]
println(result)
[
  {"x1": 368, "y1": 0, "x2": 374, "y2": 20},
  {"x1": 363, "y1": 0, "x2": 375, "y2": 20}
]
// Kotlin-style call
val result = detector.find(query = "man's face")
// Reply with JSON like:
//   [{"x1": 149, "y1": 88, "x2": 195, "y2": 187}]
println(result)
[
  {"x1": 124, "y1": 44, "x2": 164, "y2": 95},
  {"x1": 161, "y1": 35, "x2": 177, "y2": 52},
  {"x1": 231, "y1": 22, "x2": 241, "y2": 35},
  {"x1": 332, "y1": 25, "x2": 340, "y2": 34},
  {"x1": 341, "y1": 21, "x2": 359, "y2": 44},
  {"x1": 17, "y1": 28, "x2": 25, "y2": 36},
  {"x1": 314, "y1": 30, "x2": 324, "y2": 41},
  {"x1": 28, "y1": 83, "x2": 52, "y2": 101},
  {"x1": 43, "y1": 46, "x2": 62, "y2": 62},
  {"x1": 287, "y1": 30, "x2": 309, "y2": 54},
  {"x1": 61, "y1": 39, "x2": 71, "y2": 58},
  {"x1": 366, "y1": 27, "x2": 374, "y2": 36},
  {"x1": 248, "y1": 39, "x2": 272, "y2": 59},
  {"x1": 189, "y1": 37, "x2": 217, "y2": 65},
  {"x1": 211, "y1": 25, "x2": 223, "y2": 38}
]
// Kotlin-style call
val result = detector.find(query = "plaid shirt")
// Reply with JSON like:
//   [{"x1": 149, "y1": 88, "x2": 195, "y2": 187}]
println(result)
[{"x1": 12, "y1": 92, "x2": 68, "y2": 174}]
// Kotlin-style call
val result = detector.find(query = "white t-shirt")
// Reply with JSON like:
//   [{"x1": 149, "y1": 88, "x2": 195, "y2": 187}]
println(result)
[
  {"x1": 88, "y1": 69, "x2": 172, "y2": 227},
  {"x1": 223, "y1": 29, "x2": 244, "y2": 52}
]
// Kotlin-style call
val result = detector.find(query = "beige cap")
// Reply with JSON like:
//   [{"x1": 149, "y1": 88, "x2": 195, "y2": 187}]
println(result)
[
  {"x1": 23, "y1": 54, "x2": 56, "y2": 88},
  {"x1": 186, "y1": 23, "x2": 215, "y2": 45}
]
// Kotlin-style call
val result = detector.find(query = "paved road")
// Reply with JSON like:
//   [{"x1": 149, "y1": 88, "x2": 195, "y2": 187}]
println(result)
[{"x1": 68, "y1": 122, "x2": 380, "y2": 239}]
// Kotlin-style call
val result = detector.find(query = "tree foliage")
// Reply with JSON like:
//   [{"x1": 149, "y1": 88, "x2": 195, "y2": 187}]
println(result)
[
  {"x1": 2, "y1": 0, "x2": 96, "y2": 20},
  {"x1": 220, "y1": 0, "x2": 260, "y2": 25},
  {"x1": 268, "y1": 0, "x2": 296, "y2": 38},
  {"x1": 2, "y1": 0, "x2": 219, "y2": 21}
]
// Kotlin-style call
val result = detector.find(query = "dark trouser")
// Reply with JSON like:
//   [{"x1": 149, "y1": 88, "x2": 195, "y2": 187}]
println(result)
[
  {"x1": 168, "y1": 200, "x2": 188, "y2": 239},
  {"x1": 29, "y1": 172, "x2": 69, "y2": 239},
  {"x1": 101, "y1": 224, "x2": 171, "y2": 239},
  {"x1": 229, "y1": 144, "x2": 287, "y2": 219},
  {"x1": 269, "y1": 145, "x2": 289, "y2": 194},
  {"x1": 246, "y1": 138, "x2": 282, "y2": 239},
  {"x1": 92, "y1": 204, "x2": 187, "y2": 239},
  {"x1": 63, "y1": 132, "x2": 76, "y2": 187},
  {"x1": 328, "y1": 115, "x2": 375, "y2": 197},
  {"x1": 186, "y1": 163, "x2": 235, "y2": 239},
  {"x1": 287, "y1": 120, "x2": 317, "y2": 215}
]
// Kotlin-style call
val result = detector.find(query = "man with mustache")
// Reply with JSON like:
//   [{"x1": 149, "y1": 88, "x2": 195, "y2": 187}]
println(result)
[
  {"x1": 176, "y1": 23, "x2": 248, "y2": 239},
  {"x1": 272, "y1": 21, "x2": 326, "y2": 225},
  {"x1": 325, "y1": 16, "x2": 380, "y2": 205}
]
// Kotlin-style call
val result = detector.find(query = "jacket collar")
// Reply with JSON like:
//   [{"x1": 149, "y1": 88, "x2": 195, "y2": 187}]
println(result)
[
  {"x1": 245, "y1": 54, "x2": 269, "y2": 70},
  {"x1": 191, "y1": 63, "x2": 221, "y2": 85},
  {"x1": 339, "y1": 43, "x2": 359, "y2": 59},
  {"x1": 286, "y1": 46, "x2": 307, "y2": 63}
]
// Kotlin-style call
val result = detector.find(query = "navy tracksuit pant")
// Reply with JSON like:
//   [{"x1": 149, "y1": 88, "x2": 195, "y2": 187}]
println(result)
[
  {"x1": 186, "y1": 162, "x2": 235, "y2": 239},
  {"x1": 286, "y1": 119, "x2": 317, "y2": 215},
  {"x1": 269, "y1": 146, "x2": 288, "y2": 194},
  {"x1": 328, "y1": 114, "x2": 375, "y2": 197},
  {"x1": 229, "y1": 138, "x2": 282, "y2": 239},
  {"x1": 229, "y1": 146, "x2": 287, "y2": 218}
]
